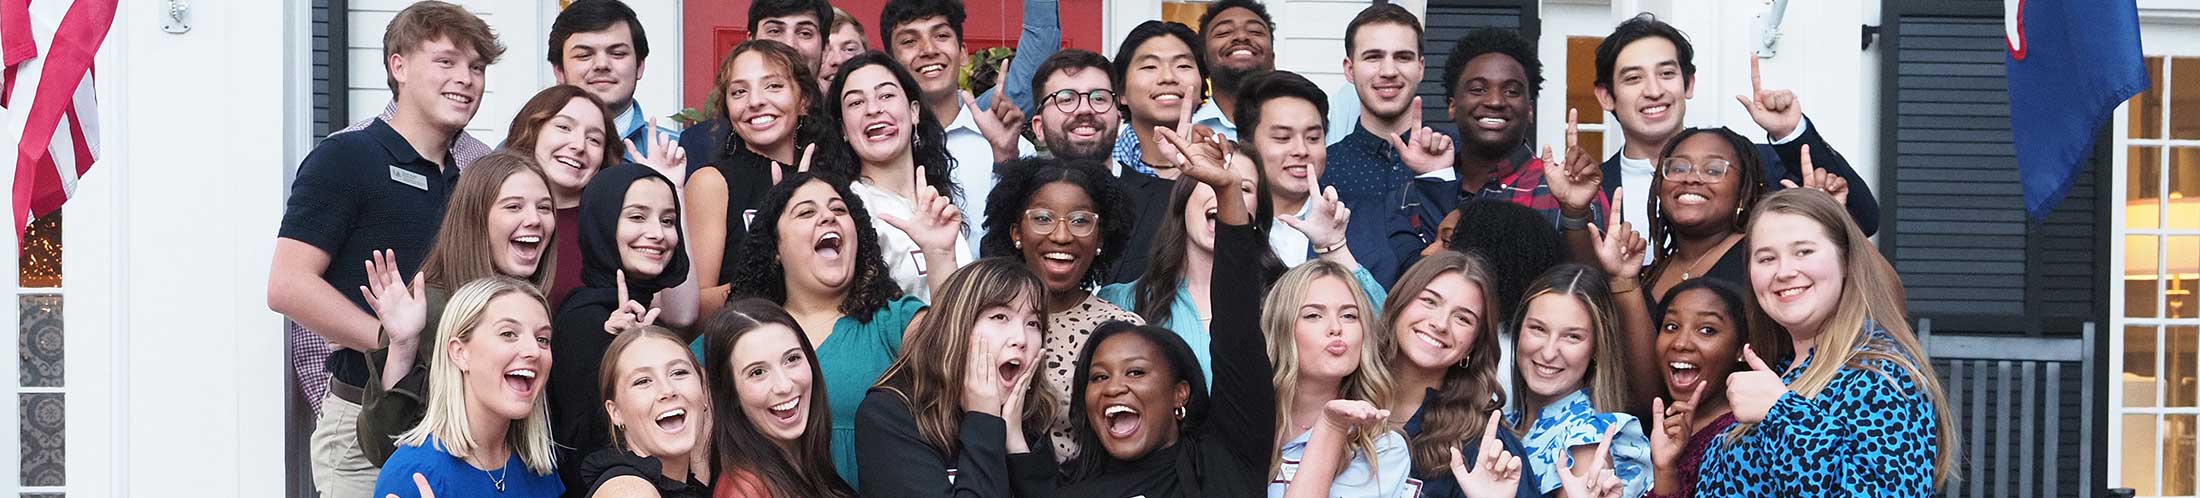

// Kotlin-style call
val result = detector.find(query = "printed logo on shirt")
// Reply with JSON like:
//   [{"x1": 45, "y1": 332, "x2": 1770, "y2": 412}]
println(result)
[
  {"x1": 389, "y1": 165, "x2": 429, "y2": 191},
  {"x1": 945, "y1": 467, "x2": 957, "y2": 484},
  {"x1": 1271, "y1": 456, "x2": 1300, "y2": 484},
  {"x1": 743, "y1": 209, "x2": 758, "y2": 230},
  {"x1": 1406, "y1": 477, "x2": 1424, "y2": 497},
  {"x1": 911, "y1": 249, "x2": 929, "y2": 276}
]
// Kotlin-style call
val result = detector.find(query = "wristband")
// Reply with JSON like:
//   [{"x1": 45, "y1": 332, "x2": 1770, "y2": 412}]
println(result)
[
  {"x1": 1561, "y1": 212, "x2": 1591, "y2": 231},
  {"x1": 1609, "y1": 277, "x2": 1640, "y2": 295},
  {"x1": 1313, "y1": 238, "x2": 1349, "y2": 255}
]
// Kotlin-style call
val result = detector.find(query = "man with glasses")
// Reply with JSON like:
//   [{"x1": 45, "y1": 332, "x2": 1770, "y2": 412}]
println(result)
[{"x1": 1029, "y1": 49, "x2": 1173, "y2": 282}]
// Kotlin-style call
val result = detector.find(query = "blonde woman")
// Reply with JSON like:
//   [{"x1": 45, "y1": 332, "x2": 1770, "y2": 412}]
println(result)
[
  {"x1": 1694, "y1": 189, "x2": 1957, "y2": 496},
  {"x1": 375, "y1": 276, "x2": 561, "y2": 498},
  {"x1": 1507, "y1": 264, "x2": 1649, "y2": 498},
  {"x1": 1264, "y1": 260, "x2": 1409, "y2": 498}
]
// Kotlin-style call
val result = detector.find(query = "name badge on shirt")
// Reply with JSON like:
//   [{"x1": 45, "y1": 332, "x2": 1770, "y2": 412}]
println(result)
[
  {"x1": 389, "y1": 166, "x2": 429, "y2": 191},
  {"x1": 911, "y1": 249, "x2": 929, "y2": 276}
]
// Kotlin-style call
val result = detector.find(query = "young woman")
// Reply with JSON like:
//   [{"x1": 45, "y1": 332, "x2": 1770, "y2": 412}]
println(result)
[
  {"x1": 1442, "y1": 199, "x2": 1569, "y2": 400},
  {"x1": 374, "y1": 276, "x2": 561, "y2": 498},
  {"x1": 701, "y1": 298, "x2": 857, "y2": 498},
  {"x1": 979, "y1": 157, "x2": 1142, "y2": 460},
  {"x1": 855, "y1": 259, "x2": 1057, "y2": 497},
  {"x1": 1643, "y1": 278, "x2": 1760, "y2": 498},
  {"x1": 1260, "y1": 260, "x2": 1409, "y2": 498},
  {"x1": 358, "y1": 151, "x2": 559, "y2": 466},
  {"x1": 723, "y1": 173, "x2": 929, "y2": 483},
  {"x1": 1095, "y1": 148, "x2": 1274, "y2": 385},
  {"x1": 687, "y1": 39, "x2": 832, "y2": 320},
  {"x1": 1693, "y1": 189, "x2": 1956, "y2": 496},
  {"x1": 578, "y1": 326, "x2": 711, "y2": 498},
  {"x1": 1507, "y1": 264, "x2": 1650, "y2": 498},
  {"x1": 825, "y1": 52, "x2": 974, "y2": 300},
  {"x1": 548, "y1": 164, "x2": 692, "y2": 490},
  {"x1": 1057, "y1": 125, "x2": 1272, "y2": 498},
  {"x1": 1379, "y1": 252, "x2": 1537, "y2": 498},
  {"x1": 503, "y1": 85, "x2": 623, "y2": 309}
]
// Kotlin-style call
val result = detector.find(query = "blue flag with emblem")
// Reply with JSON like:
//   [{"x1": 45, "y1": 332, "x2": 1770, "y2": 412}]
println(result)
[{"x1": 2004, "y1": 0, "x2": 2148, "y2": 221}]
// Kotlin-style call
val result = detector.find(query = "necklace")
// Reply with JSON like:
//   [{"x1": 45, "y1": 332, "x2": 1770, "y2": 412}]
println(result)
[
  {"x1": 1679, "y1": 233, "x2": 1743, "y2": 280},
  {"x1": 486, "y1": 464, "x2": 509, "y2": 492}
]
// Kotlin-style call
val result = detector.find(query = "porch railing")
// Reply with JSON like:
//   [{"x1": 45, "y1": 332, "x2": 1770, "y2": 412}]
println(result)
[{"x1": 1920, "y1": 319, "x2": 2101, "y2": 498}]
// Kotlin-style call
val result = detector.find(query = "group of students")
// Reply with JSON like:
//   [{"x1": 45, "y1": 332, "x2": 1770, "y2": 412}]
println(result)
[{"x1": 269, "y1": 0, "x2": 1956, "y2": 497}]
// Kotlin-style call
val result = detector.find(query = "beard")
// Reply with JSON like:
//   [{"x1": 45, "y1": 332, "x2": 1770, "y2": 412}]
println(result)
[{"x1": 1045, "y1": 115, "x2": 1119, "y2": 162}]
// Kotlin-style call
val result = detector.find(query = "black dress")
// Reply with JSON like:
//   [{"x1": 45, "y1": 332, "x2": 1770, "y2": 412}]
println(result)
[
  {"x1": 576, "y1": 448, "x2": 710, "y2": 498},
  {"x1": 1057, "y1": 221, "x2": 1275, "y2": 498},
  {"x1": 695, "y1": 145, "x2": 799, "y2": 285}
]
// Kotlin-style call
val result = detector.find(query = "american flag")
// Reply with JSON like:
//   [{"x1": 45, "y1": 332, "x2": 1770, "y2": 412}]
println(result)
[{"x1": 2, "y1": 0, "x2": 114, "y2": 237}]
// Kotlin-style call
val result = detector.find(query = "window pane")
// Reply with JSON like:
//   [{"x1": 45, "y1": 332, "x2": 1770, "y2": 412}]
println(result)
[
  {"x1": 2131, "y1": 56, "x2": 2164, "y2": 139},
  {"x1": 2132, "y1": 325, "x2": 2161, "y2": 408},
  {"x1": 19, "y1": 393, "x2": 60, "y2": 487},
  {"x1": 19, "y1": 295, "x2": 60, "y2": 388},
  {"x1": 2132, "y1": 146, "x2": 2162, "y2": 229},
  {"x1": 2130, "y1": 235, "x2": 2163, "y2": 318},
  {"x1": 18, "y1": 210, "x2": 58, "y2": 289},
  {"x1": 2173, "y1": 147, "x2": 2200, "y2": 230},
  {"x1": 1565, "y1": 37, "x2": 1605, "y2": 126},
  {"x1": 2172, "y1": 414, "x2": 2198, "y2": 495},
  {"x1": 2128, "y1": 414, "x2": 2161, "y2": 496},
  {"x1": 2173, "y1": 327, "x2": 2198, "y2": 408},
  {"x1": 2176, "y1": 58, "x2": 2200, "y2": 140},
  {"x1": 1578, "y1": 130, "x2": 1604, "y2": 167},
  {"x1": 2172, "y1": 236, "x2": 2199, "y2": 319}
]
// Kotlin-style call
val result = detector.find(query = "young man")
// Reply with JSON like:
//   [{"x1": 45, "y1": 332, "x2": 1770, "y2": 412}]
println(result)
[
  {"x1": 878, "y1": 0, "x2": 1049, "y2": 245},
  {"x1": 1323, "y1": 4, "x2": 1456, "y2": 203},
  {"x1": 1592, "y1": 13, "x2": 1878, "y2": 235},
  {"x1": 1108, "y1": 20, "x2": 1207, "y2": 178},
  {"x1": 549, "y1": 0, "x2": 678, "y2": 154},
  {"x1": 1106, "y1": 2, "x2": 1271, "y2": 170},
  {"x1": 1233, "y1": 70, "x2": 1332, "y2": 266},
  {"x1": 269, "y1": 3, "x2": 501, "y2": 496},
  {"x1": 822, "y1": 7, "x2": 868, "y2": 88},
  {"x1": 1029, "y1": 49, "x2": 1172, "y2": 282}
]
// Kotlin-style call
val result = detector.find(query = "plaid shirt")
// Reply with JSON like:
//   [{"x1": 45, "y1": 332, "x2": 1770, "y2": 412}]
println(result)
[{"x1": 1399, "y1": 144, "x2": 1608, "y2": 247}]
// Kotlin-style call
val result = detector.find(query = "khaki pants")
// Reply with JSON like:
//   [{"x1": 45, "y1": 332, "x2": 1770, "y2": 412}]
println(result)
[{"x1": 309, "y1": 390, "x2": 380, "y2": 498}]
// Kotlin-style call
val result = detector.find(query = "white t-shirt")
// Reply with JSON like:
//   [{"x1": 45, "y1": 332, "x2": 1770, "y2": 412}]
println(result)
[
  {"x1": 940, "y1": 102, "x2": 1037, "y2": 248},
  {"x1": 1268, "y1": 200, "x2": 1315, "y2": 267},
  {"x1": 850, "y1": 181, "x2": 977, "y2": 301}
]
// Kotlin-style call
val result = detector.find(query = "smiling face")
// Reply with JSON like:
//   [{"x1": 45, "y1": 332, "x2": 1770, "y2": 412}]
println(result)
[
  {"x1": 1252, "y1": 96, "x2": 1326, "y2": 200},
  {"x1": 1203, "y1": 7, "x2": 1272, "y2": 78},
  {"x1": 617, "y1": 180, "x2": 681, "y2": 279},
  {"x1": 730, "y1": 324, "x2": 815, "y2": 443},
  {"x1": 453, "y1": 292, "x2": 554, "y2": 422},
  {"x1": 1595, "y1": 37, "x2": 1693, "y2": 150},
  {"x1": 754, "y1": 14, "x2": 826, "y2": 68},
  {"x1": 1183, "y1": 154, "x2": 1261, "y2": 253},
  {"x1": 1516, "y1": 293, "x2": 1595, "y2": 398},
  {"x1": 533, "y1": 97, "x2": 611, "y2": 200},
  {"x1": 725, "y1": 51, "x2": 807, "y2": 151},
  {"x1": 1749, "y1": 211, "x2": 1844, "y2": 337},
  {"x1": 1345, "y1": 23, "x2": 1424, "y2": 122},
  {"x1": 822, "y1": 24, "x2": 866, "y2": 85},
  {"x1": 1393, "y1": 271, "x2": 1485, "y2": 370},
  {"x1": 1124, "y1": 36, "x2": 1200, "y2": 127},
  {"x1": 606, "y1": 336, "x2": 705, "y2": 459},
  {"x1": 555, "y1": 23, "x2": 644, "y2": 113},
  {"x1": 392, "y1": 36, "x2": 486, "y2": 133},
  {"x1": 1447, "y1": 53, "x2": 1530, "y2": 155},
  {"x1": 1658, "y1": 133, "x2": 1744, "y2": 234},
  {"x1": 888, "y1": 16, "x2": 965, "y2": 101},
  {"x1": 1084, "y1": 333, "x2": 1190, "y2": 460},
  {"x1": 488, "y1": 172, "x2": 556, "y2": 277},
  {"x1": 1657, "y1": 287, "x2": 1743, "y2": 401},
  {"x1": 1014, "y1": 182, "x2": 1101, "y2": 294},
  {"x1": 1034, "y1": 68, "x2": 1122, "y2": 162},
  {"x1": 839, "y1": 64, "x2": 921, "y2": 165},
  {"x1": 973, "y1": 295, "x2": 1045, "y2": 395},
  {"x1": 1291, "y1": 276, "x2": 1366, "y2": 382},
  {"x1": 775, "y1": 180, "x2": 857, "y2": 294}
]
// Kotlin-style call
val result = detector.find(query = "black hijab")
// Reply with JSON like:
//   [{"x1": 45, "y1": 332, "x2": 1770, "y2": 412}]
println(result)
[{"x1": 566, "y1": 163, "x2": 690, "y2": 310}]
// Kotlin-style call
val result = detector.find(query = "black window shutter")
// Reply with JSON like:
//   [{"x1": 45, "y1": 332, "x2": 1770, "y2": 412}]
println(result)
[
  {"x1": 1418, "y1": 0, "x2": 1538, "y2": 133},
  {"x1": 312, "y1": 0, "x2": 348, "y2": 141}
]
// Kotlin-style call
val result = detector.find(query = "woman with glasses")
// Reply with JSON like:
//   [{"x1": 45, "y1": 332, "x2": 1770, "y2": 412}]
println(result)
[{"x1": 979, "y1": 157, "x2": 1142, "y2": 462}]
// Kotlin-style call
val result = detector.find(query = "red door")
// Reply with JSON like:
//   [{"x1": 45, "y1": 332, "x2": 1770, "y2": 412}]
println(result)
[{"x1": 681, "y1": 0, "x2": 1106, "y2": 113}]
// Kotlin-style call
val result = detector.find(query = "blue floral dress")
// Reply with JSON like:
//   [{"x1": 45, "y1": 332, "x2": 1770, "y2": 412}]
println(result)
[
  {"x1": 1507, "y1": 389, "x2": 1652, "y2": 498},
  {"x1": 1693, "y1": 327, "x2": 1941, "y2": 497}
]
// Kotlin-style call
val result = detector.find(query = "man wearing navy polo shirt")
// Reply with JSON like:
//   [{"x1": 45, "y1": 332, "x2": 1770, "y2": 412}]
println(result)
[
  {"x1": 551, "y1": 0, "x2": 679, "y2": 155},
  {"x1": 267, "y1": 3, "x2": 502, "y2": 496},
  {"x1": 1324, "y1": 4, "x2": 1452, "y2": 203}
]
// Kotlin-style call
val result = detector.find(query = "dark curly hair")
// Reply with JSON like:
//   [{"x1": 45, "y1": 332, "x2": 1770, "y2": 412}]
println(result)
[
  {"x1": 1446, "y1": 199, "x2": 1563, "y2": 311},
  {"x1": 725, "y1": 173, "x2": 904, "y2": 322},
  {"x1": 1444, "y1": 27, "x2": 1543, "y2": 102},
  {"x1": 978, "y1": 157, "x2": 1133, "y2": 290},
  {"x1": 822, "y1": 51, "x2": 962, "y2": 202},
  {"x1": 1646, "y1": 127, "x2": 1764, "y2": 284},
  {"x1": 1594, "y1": 13, "x2": 1695, "y2": 92}
]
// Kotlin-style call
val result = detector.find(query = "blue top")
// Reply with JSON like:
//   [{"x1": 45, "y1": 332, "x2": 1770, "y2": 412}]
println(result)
[
  {"x1": 615, "y1": 100, "x2": 683, "y2": 157},
  {"x1": 1507, "y1": 389, "x2": 1652, "y2": 498},
  {"x1": 1324, "y1": 123, "x2": 1460, "y2": 203},
  {"x1": 1267, "y1": 428, "x2": 1413, "y2": 498},
  {"x1": 1096, "y1": 267, "x2": 1389, "y2": 390},
  {"x1": 1693, "y1": 326, "x2": 1940, "y2": 497},
  {"x1": 375, "y1": 435, "x2": 562, "y2": 498},
  {"x1": 1401, "y1": 389, "x2": 1539, "y2": 498}
]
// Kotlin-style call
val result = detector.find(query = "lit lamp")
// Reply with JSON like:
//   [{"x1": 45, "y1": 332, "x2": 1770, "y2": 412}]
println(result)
[
  {"x1": 2127, "y1": 195, "x2": 2200, "y2": 318},
  {"x1": 2122, "y1": 196, "x2": 2199, "y2": 490}
]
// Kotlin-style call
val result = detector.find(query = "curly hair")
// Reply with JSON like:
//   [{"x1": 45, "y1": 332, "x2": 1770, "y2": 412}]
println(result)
[
  {"x1": 822, "y1": 51, "x2": 962, "y2": 202},
  {"x1": 706, "y1": 39, "x2": 834, "y2": 166},
  {"x1": 1446, "y1": 199, "x2": 1564, "y2": 310},
  {"x1": 1645, "y1": 127, "x2": 1764, "y2": 283},
  {"x1": 1443, "y1": 27, "x2": 1543, "y2": 102},
  {"x1": 725, "y1": 174, "x2": 904, "y2": 322},
  {"x1": 978, "y1": 157, "x2": 1133, "y2": 290}
]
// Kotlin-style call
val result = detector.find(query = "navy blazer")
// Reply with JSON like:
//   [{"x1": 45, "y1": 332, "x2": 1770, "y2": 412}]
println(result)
[{"x1": 1597, "y1": 118, "x2": 1880, "y2": 236}]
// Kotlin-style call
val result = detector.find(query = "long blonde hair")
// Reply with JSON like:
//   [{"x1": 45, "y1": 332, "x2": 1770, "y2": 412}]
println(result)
[
  {"x1": 1738, "y1": 188, "x2": 1959, "y2": 487},
  {"x1": 1381, "y1": 252, "x2": 1505, "y2": 476},
  {"x1": 1508, "y1": 264, "x2": 1632, "y2": 434},
  {"x1": 1263, "y1": 261, "x2": 1396, "y2": 481},
  {"x1": 395, "y1": 276, "x2": 559, "y2": 475},
  {"x1": 873, "y1": 258, "x2": 1059, "y2": 456}
]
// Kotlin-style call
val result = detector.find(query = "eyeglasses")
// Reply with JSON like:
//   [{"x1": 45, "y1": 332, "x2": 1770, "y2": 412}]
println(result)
[
  {"x1": 1660, "y1": 158, "x2": 1732, "y2": 183},
  {"x1": 1043, "y1": 89, "x2": 1117, "y2": 114},
  {"x1": 1024, "y1": 209, "x2": 1100, "y2": 237}
]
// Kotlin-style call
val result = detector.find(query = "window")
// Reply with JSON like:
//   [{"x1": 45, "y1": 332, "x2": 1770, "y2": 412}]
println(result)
[
  {"x1": 1564, "y1": 36, "x2": 1606, "y2": 161},
  {"x1": 16, "y1": 209, "x2": 62, "y2": 496},
  {"x1": 2118, "y1": 54, "x2": 2200, "y2": 497}
]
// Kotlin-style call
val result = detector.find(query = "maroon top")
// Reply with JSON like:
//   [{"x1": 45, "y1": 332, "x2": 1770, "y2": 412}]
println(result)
[
  {"x1": 550, "y1": 207, "x2": 584, "y2": 311},
  {"x1": 1647, "y1": 412, "x2": 1739, "y2": 498}
]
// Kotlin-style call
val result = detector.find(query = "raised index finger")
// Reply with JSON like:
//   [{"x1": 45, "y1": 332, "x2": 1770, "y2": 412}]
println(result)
[
  {"x1": 1566, "y1": 108, "x2": 1580, "y2": 149},
  {"x1": 1798, "y1": 144, "x2": 1816, "y2": 179},
  {"x1": 616, "y1": 269, "x2": 630, "y2": 304},
  {"x1": 1750, "y1": 53, "x2": 1764, "y2": 95},
  {"x1": 1591, "y1": 425, "x2": 1620, "y2": 471},
  {"x1": 1481, "y1": 409, "x2": 1504, "y2": 446},
  {"x1": 993, "y1": 57, "x2": 1015, "y2": 104}
]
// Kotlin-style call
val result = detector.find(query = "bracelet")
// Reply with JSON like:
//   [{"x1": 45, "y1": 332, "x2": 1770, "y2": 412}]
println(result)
[
  {"x1": 1313, "y1": 238, "x2": 1349, "y2": 255},
  {"x1": 1609, "y1": 277, "x2": 1640, "y2": 295},
  {"x1": 1561, "y1": 211, "x2": 1591, "y2": 231}
]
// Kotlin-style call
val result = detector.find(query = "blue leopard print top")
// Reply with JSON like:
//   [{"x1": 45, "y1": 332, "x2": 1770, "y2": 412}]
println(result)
[{"x1": 1694, "y1": 326, "x2": 1941, "y2": 497}]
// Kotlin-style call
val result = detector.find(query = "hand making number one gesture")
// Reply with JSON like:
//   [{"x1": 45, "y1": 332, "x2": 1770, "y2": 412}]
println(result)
[
  {"x1": 625, "y1": 118, "x2": 690, "y2": 188},
  {"x1": 769, "y1": 143, "x2": 817, "y2": 186},
  {"x1": 1381, "y1": 97, "x2": 1457, "y2": 175},
  {"x1": 962, "y1": 57, "x2": 1028, "y2": 159},
  {"x1": 604, "y1": 269, "x2": 663, "y2": 335},
  {"x1": 1588, "y1": 189, "x2": 1647, "y2": 280},
  {"x1": 1734, "y1": 54, "x2": 1804, "y2": 140},
  {"x1": 1650, "y1": 378, "x2": 1708, "y2": 476},
  {"x1": 1727, "y1": 344, "x2": 1788, "y2": 424},
  {"x1": 1555, "y1": 425, "x2": 1627, "y2": 498},
  {"x1": 1777, "y1": 144, "x2": 1849, "y2": 207},
  {"x1": 1155, "y1": 109, "x2": 1243, "y2": 224},
  {"x1": 873, "y1": 165, "x2": 965, "y2": 255},
  {"x1": 1542, "y1": 108, "x2": 1603, "y2": 219},
  {"x1": 1449, "y1": 410, "x2": 1524, "y2": 498}
]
